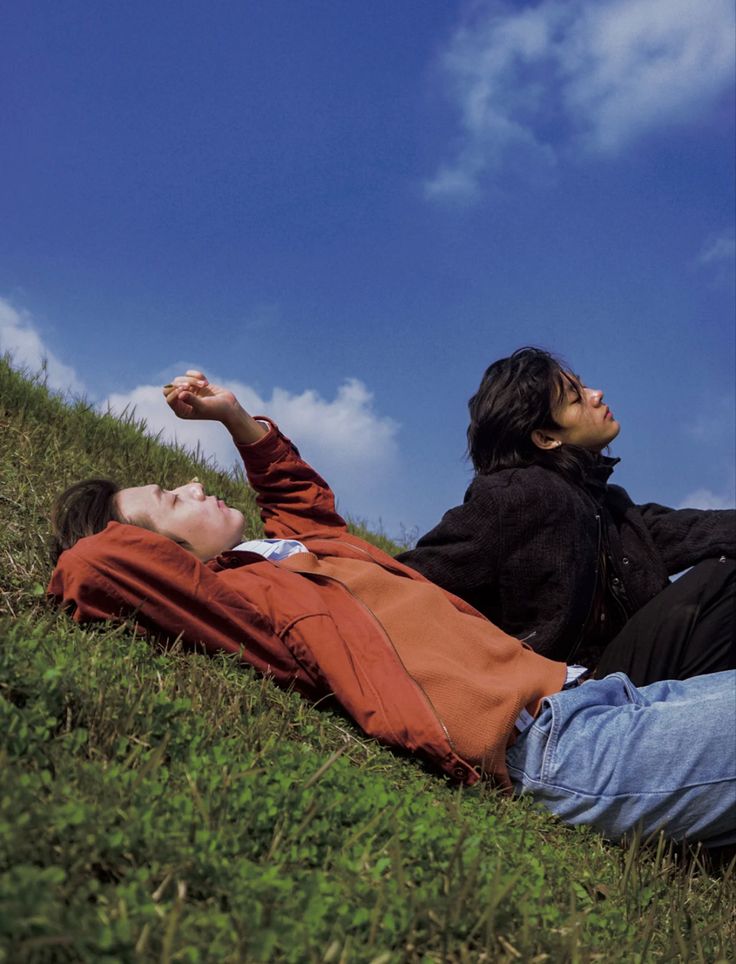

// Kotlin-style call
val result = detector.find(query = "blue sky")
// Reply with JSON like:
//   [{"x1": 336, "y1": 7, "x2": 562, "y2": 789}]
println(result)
[{"x1": 2, "y1": 0, "x2": 734, "y2": 540}]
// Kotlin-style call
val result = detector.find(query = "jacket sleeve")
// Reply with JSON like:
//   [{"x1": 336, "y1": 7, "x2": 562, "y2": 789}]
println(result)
[
  {"x1": 46, "y1": 522, "x2": 313, "y2": 692},
  {"x1": 236, "y1": 418, "x2": 349, "y2": 540},
  {"x1": 396, "y1": 481, "x2": 501, "y2": 600},
  {"x1": 636, "y1": 501, "x2": 736, "y2": 575},
  {"x1": 396, "y1": 470, "x2": 596, "y2": 656}
]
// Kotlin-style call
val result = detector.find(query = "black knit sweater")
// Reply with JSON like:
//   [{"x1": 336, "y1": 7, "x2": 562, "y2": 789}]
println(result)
[{"x1": 397, "y1": 458, "x2": 735, "y2": 664}]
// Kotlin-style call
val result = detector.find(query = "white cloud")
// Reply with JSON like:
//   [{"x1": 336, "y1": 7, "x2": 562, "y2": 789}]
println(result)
[
  {"x1": 684, "y1": 394, "x2": 736, "y2": 443},
  {"x1": 697, "y1": 230, "x2": 736, "y2": 266},
  {"x1": 427, "y1": 0, "x2": 735, "y2": 200},
  {"x1": 0, "y1": 292, "x2": 405, "y2": 528},
  {"x1": 102, "y1": 375, "x2": 401, "y2": 525},
  {"x1": 678, "y1": 487, "x2": 735, "y2": 510},
  {"x1": 0, "y1": 294, "x2": 407, "y2": 529},
  {"x1": 0, "y1": 296, "x2": 84, "y2": 393}
]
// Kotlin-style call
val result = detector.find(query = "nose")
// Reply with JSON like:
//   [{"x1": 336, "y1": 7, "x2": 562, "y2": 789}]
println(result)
[{"x1": 586, "y1": 387, "x2": 604, "y2": 406}]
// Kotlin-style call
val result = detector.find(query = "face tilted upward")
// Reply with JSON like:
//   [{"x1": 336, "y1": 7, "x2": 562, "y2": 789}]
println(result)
[
  {"x1": 541, "y1": 372, "x2": 621, "y2": 452},
  {"x1": 115, "y1": 480, "x2": 244, "y2": 560}
]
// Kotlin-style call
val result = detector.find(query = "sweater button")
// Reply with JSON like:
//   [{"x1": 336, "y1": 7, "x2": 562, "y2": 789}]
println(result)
[{"x1": 622, "y1": 557, "x2": 630, "y2": 566}]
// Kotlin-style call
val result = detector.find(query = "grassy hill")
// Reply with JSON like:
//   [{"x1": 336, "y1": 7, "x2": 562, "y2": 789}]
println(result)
[{"x1": 1, "y1": 357, "x2": 733, "y2": 963}]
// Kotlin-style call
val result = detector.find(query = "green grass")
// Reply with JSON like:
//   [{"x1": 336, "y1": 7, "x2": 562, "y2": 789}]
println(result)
[{"x1": 1, "y1": 356, "x2": 733, "y2": 963}]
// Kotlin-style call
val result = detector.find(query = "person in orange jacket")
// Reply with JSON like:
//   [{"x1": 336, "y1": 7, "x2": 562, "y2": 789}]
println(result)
[{"x1": 48, "y1": 370, "x2": 736, "y2": 845}]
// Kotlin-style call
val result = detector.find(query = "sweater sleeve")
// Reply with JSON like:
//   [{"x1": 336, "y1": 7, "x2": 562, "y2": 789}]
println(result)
[
  {"x1": 236, "y1": 419, "x2": 349, "y2": 540},
  {"x1": 396, "y1": 482, "x2": 501, "y2": 599},
  {"x1": 397, "y1": 469, "x2": 598, "y2": 656},
  {"x1": 637, "y1": 502, "x2": 736, "y2": 575}
]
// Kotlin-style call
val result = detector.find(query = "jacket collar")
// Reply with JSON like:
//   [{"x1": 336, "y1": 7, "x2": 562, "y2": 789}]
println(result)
[{"x1": 584, "y1": 454, "x2": 619, "y2": 494}]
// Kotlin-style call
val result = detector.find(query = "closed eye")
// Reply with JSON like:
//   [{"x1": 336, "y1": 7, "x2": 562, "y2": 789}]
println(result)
[{"x1": 561, "y1": 373, "x2": 583, "y2": 404}]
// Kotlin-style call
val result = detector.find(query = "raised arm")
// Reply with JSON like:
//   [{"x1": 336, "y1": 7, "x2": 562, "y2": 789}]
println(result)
[
  {"x1": 164, "y1": 369, "x2": 347, "y2": 540},
  {"x1": 236, "y1": 421, "x2": 348, "y2": 540}
]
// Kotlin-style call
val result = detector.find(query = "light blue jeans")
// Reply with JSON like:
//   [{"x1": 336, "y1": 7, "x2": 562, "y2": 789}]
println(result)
[{"x1": 506, "y1": 671, "x2": 736, "y2": 844}]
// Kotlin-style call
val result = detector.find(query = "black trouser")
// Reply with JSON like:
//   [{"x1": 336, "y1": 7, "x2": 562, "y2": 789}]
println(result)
[{"x1": 594, "y1": 557, "x2": 736, "y2": 687}]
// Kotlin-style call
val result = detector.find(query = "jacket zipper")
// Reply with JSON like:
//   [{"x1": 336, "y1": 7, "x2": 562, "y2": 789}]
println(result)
[
  {"x1": 565, "y1": 509, "x2": 602, "y2": 663},
  {"x1": 608, "y1": 572, "x2": 632, "y2": 624}
]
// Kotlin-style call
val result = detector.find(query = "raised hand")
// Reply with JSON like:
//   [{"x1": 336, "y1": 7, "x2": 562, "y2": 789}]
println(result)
[
  {"x1": 163, "y1": 370, "x2": 240, "y2": 423},
  {"x1": 163, "y1": 369, "x2": 267, "y2": 445}
]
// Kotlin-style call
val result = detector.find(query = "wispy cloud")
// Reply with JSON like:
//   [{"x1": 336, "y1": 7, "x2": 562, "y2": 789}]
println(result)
[
  {"x1": 242, "y1": 303, "x2": 281, "y2": 332},
  {"x1": 697, "y1": 230, "x2": 736, "y2": 267},
  {"x1": 684, "y1": 394, "x2": 736, "y2": 444},
  {"x1": 678, "y1": 487, "x2": 735, "y2": 510},
  {"x1": 679, "y1": 400, "x2": 735, "y2": 509},
  {"x1": 0, "y1": 296, "x2": 84, "y2": 393},
  {"x1": 427, "y1": 0, "x2": 735, "y2": 201}
]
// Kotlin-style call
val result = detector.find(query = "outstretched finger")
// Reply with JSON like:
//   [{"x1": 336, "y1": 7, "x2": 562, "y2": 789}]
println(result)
[
  {"x1": 166, "y1": 385, "x2": 198, "y2": 418},
  {"x1": 171, "y1": 374, "x2": 205, "y2": 388},
  {"x1": 162, "y1": 372, "x2": 205, "y2": 391},
  {"x1": 163, "y1": 382, "x2": 187, "y2": 401},
  {"x1": 166, "y1": 384, "x2": 194, "y2": 406}
]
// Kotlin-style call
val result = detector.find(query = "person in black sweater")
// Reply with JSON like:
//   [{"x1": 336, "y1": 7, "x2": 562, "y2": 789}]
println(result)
[{"x1": 397, "y1": 347, "x2": 735, "y2": 685}]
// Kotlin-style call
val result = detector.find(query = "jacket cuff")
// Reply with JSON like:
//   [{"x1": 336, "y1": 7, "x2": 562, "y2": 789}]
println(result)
[{"x1": 235, "y1": 417, "x2": 296, "y2": 470}]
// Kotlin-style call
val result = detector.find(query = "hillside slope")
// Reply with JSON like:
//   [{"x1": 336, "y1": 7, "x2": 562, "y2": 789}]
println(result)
[{"x1": 1, "y1": 357, "x2": 733, "y2": 963}]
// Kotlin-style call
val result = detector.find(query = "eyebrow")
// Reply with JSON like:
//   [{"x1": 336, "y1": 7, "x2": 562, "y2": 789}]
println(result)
[{"x1": 556, "y1": 372, "x2": 582, "y2": 404}]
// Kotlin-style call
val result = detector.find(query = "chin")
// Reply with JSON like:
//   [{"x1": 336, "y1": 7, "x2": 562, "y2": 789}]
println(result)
[{"x1": 227, "y1": 522, "x2": 244, "y2": 543}]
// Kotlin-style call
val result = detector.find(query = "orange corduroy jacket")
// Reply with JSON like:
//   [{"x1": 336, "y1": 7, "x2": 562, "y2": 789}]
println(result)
[{"x1": 48, "y1": 419, "x2": 565, "y2": 787}]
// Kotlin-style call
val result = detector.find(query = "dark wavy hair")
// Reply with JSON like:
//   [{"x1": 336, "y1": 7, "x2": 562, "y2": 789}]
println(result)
[
  {"x1": 50, "y1": 478, "x2": 124, "y2": 565},
  {"x1": 467, "y1": 347, "x2": 597, "y2": 481}
]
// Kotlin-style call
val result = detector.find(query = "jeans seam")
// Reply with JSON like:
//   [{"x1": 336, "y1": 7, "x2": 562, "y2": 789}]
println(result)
[
  {"x1": 513, "y1": 777, "x2": 736, "y2": 799},
  {"x1": 540, "y1": 698, "x2": 558, "y2": 784}
]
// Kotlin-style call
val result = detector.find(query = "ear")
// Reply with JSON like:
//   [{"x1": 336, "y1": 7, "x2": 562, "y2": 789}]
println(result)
[{"x1": 531, "y1": 429, "x2": 562, "y2": 451}]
